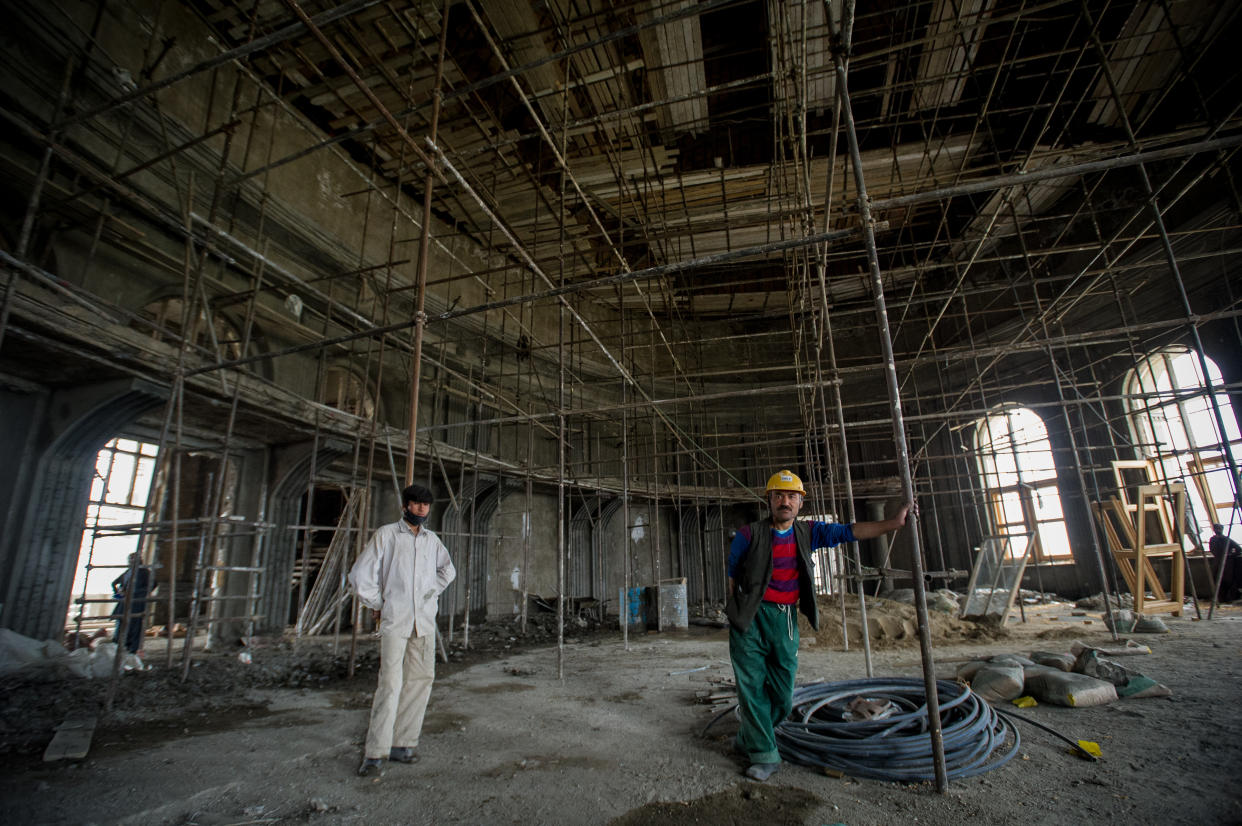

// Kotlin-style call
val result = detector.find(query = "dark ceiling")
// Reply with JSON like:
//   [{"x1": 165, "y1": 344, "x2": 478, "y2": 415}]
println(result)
[{"x1": 177, "y1": 0, "x2": 1240, "y2": 355}]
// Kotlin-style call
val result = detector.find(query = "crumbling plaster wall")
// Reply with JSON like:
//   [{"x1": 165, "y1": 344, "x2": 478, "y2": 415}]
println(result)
[
  {"x1": 602, "y1": 501, "x2": 679, "y2": 605},
  {"x1": 489, "y1": 488, "x2": 561, "y2": 616},
  {"x1": 15, "y1": 0, "x2": 628, "y2": 421}
]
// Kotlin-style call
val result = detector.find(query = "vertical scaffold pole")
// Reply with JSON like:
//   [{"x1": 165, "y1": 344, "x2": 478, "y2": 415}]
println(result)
[
  {"x1": 825, "y1": 8, "x2": 949, "y2": 791},
  {"x1": 405, "y1": 0, "x2": 451, "y2": 486}
]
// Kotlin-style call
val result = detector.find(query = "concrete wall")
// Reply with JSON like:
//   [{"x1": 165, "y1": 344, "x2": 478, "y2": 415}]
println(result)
[
  {"x1": 0, "y1": 380, "x2": 166, "y2": 639},
  {"x1": 0, "y1": 382, "x2": 50, "y2": 629},
  {"x1": 489, "y1": 488, "x2": 561, "y2": 616}
]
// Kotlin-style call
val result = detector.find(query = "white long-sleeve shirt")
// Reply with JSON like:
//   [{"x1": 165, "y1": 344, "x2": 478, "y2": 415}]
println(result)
[{"x1": 348, "y1": 520, "x2": 456, "y2": 639}]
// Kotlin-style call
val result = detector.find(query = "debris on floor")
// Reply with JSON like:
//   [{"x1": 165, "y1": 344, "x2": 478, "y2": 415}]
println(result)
[
  {"x1": 800, "y1": 595, "x2": 1005, "y2": 650},
  {"x1": 42, "y1": 713, "x2": 96, "y2": 762},
  {"x1": 1103, "y1": 609, "x2": 1171, "y2": 633},
  {"x1": 956, "y1": 639, "x2": 1171, "y2": 707},
  {"x1": 0, "y1": 629, "x2": 146, "y2": 680}
]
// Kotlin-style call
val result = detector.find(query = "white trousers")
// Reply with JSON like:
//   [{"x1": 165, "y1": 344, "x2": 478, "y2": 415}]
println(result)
[{"x1": 365, "y1": 631, "x2": 435, "y2": 758}]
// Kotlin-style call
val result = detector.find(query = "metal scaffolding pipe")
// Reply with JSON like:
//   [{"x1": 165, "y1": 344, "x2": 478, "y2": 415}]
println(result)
[
  {"x1": 871, "y1": 133, "x2": 1242, "y2": 211},
  {"x1": 405, "y1": 0, "x2": 451, "y2": 485},
  {"x1": 826, "y1": 6, "x2": 949, "y2": 791},
  {"x1": 1008, "y1": 199, "x2": 1121, "y2": 637},
  {"x1": 1083, "y1": 0, "x2": 1242, "y2": 519},
  {"x1": 58, "y1": 0, "x2": 388, "y2": 130},
  {"x1": 182, "y1": 221, "x2": 872, "y2": 376}
]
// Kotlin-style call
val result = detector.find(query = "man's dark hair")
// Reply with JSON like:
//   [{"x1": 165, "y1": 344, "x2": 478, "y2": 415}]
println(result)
[
  {"x1": 402, "y1": 484, "x2": 434, "y2": 506},
  {"x1": 1213, "y1": 523, "x2": 1225, "y2": 532}
]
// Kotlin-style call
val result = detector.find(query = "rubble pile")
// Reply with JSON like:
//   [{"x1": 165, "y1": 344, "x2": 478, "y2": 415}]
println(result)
[{"x1": 0, "y1": 611, "x2": 620, "y2": 758}]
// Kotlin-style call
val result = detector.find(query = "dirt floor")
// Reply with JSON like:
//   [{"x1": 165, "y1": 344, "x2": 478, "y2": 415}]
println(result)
[{"x1": 1, "y1": 597, "x2": 1240, "y2": 826}]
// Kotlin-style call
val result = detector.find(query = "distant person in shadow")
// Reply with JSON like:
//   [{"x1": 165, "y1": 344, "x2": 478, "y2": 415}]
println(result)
[
  {"x1": 111, "y1": 552, "x2": 152, "y2": 655},
  {"x1": 1208, "y1": 523, "x2": 1242, "y2": 602}
]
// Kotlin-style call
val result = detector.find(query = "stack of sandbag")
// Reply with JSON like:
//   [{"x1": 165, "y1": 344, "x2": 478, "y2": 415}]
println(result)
[
  {"x1": 1070, "y1": 641, "x2": 1171, "y2": 699},
  {"x1": 1021, "y1": 664, "x2": 1117, "y2": 707},
  {"x1": 956, "y1": 654, "x2": 1033, "y2": 703},
  {"x1": 1103, "y1": 609, "x2": 1170, "y2": 634},
  {"x1": 1029, "y1": 650, "x2": 1076, "y2": 671},
  {"x1": 955, "y1": 640, "x2": 1171, "y2": 707}
]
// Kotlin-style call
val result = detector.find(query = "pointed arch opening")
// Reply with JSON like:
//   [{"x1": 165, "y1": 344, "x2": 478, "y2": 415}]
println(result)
[
  {"x1": 1123, "y1": 346, "x2": 1241, "y2": 545},
  {"x1": 972, "y1": 406, "x2": 1072, "y2": 562}
]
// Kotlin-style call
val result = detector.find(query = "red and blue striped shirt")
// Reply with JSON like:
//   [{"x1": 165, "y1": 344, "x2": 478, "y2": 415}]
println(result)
[
  {"x1": 764, "y1": 526, "x2": 800, "y2": 603},
  {"x1": 727, "y1": 521, "x2": 855, "y2": 604}
]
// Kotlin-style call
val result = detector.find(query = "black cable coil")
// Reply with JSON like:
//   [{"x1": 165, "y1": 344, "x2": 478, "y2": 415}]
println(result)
[{"x1": 773, "y1": 678, "x2": 1020, "y2": 781}]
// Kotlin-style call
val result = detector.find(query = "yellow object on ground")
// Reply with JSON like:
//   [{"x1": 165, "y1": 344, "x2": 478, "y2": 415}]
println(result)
[
  {"x1": 1076, "y1": 740, "x2": 1102, "y2": 758},
  {"x1": 1012, "y1": 695, "x2": 1037, "y2": 708}
]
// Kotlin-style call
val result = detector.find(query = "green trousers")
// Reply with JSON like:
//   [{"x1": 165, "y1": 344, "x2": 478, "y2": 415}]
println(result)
[{"x1": 729, "y1": 601, "x2": 800, "y2": 765}]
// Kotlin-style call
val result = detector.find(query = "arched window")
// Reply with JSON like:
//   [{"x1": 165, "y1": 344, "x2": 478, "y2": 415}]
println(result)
[
  {"x1": 142, "y1": 297, "x2": 248, "y2": 364},
  {"x1": 973, "y1": 406, "x2": 1072, "y2": 561},
  {"x1": 71, "y1": 438, "x2": 160, "y2": 628},
  {"x1": 322, "y1": 366, "x2": 376, "y2": 420},
  {"x1": 1124, "y1": 347, "x2": 1240, "y2": 541}
]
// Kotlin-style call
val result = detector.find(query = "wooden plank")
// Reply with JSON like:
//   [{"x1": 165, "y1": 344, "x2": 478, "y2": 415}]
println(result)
[{"x1": 43, "y1": 714, "x2": 97, "y2": 762}]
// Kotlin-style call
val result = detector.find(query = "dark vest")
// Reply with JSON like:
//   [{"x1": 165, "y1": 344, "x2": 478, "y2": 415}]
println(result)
[{"x1": 725, "y1": 520, "x2": 819, "y2": 633}]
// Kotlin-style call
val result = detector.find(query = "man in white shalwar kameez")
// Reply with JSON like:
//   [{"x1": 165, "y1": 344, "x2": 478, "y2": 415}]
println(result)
[{"x1": 349, "y1": 484, "x2": 455, "y2": 777}]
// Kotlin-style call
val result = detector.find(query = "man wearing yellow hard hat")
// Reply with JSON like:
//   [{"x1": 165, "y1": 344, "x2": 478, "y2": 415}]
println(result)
[{"x1": 725, "y1": 469, "x2": 911, "y2": 782}]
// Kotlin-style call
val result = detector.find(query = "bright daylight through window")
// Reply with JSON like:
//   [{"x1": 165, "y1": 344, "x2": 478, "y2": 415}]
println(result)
[
  {"x1": 69, "y1": 439, "x2": 160, "y2": 632},
  {"x1": 1124, "y1": 347, "x2": 1241, "y2": 544},
  {"x1": 973, "y1": 406, "x2": 1072, "y2": 562}
]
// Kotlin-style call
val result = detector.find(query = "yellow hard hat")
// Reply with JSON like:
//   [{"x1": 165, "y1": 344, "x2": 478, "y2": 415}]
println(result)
[{"x1": 765, "y1": 469, "x2": 805, "y2": 495}]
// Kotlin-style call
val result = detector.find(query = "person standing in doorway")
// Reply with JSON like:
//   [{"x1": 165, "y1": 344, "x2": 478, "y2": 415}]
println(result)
[
  {"x1": 1208, "y1": 522, "x2": 1242, "y2": 602},
  {"x1": 349, "y1": 484, "x2": 456, "y2": 777},
  {"x1": 726, "y1": 469, "x2": 911, "y2": 782},
  {"x1": 111, "y1": 552, "x2": 152, "y2": 655}
]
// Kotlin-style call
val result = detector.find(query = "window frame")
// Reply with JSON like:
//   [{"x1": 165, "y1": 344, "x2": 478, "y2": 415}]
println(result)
[
  {"x1": 972, "y1": 406, "x2": 1073, "y2": 563},
  {"x1": 1123, "y1": 346, "x2": 1241, "y2": 542}
]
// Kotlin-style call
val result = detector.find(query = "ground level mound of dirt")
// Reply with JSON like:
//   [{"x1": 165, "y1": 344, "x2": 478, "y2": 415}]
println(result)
[{"x1": 801, "y1": 594, "x2": 1005, "y2": 649}]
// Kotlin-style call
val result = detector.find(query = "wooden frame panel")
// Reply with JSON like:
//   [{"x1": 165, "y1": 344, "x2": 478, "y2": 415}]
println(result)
[{"x1": 1091, "y1": 459, "x2": 1187, "y2": 616}]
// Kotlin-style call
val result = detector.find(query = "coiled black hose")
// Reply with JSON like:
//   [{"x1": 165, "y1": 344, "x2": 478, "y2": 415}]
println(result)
[{"x1": 772, "y1": 678, "x2": 1020, "y2": 781}]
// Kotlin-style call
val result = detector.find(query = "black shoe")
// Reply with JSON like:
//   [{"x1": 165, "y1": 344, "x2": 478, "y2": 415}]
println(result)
[
  {"x1": 389, "y1": 747, "x2": 420, "y2": 764},
  {"x1": 744, "y1": 762, "x2": 779, "y2": 782},
  {"x1": 358, "y1": 757, "x2": 383, "y2": 777}
]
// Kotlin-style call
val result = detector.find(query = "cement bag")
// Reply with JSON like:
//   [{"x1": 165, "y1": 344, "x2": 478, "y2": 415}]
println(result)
[
  {"x1": 1133, "y1": 615, "x2": 1170, "y2": 633},
  {"x1": 1030, "y1": 651, "x2": 1075, "y2": 671},
  {"x1": 0, "y1": 628, "x2": 48, "y2": 675},
  {"x1": 929, "y1": 590, "x2": 959, "y2": 613},
  {"x1": 86, "y1": 642, "x2": 119, "y2": 679},
  {"x1": 956, "y1": 660, "x2": 991, "y2": 681},
  {"x1": 1073, "y1": 648, "x2": 1132, "y2": 686},
  {"x1": 990, "y1": 653, "x2": 1035, "y2": 667},
  {"x1": 1117, "y1": 675, "x2": 1172, "y2": 699},
  {"x1": 1024, "y1": 665, "x2": 1117, "y2": 707},
  {"x1": 970, "y1": 664, "x2": 1025, "y2": 703},
  {"x1": 1103, "y1": 609, "x2": 1136, "y2": 633},
  {"x1": 63, "y1": 647, "x2": 93, "y2": 678},
  {"x1": 0, "y1": 628, "x2": 69, "y2": 676}
]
